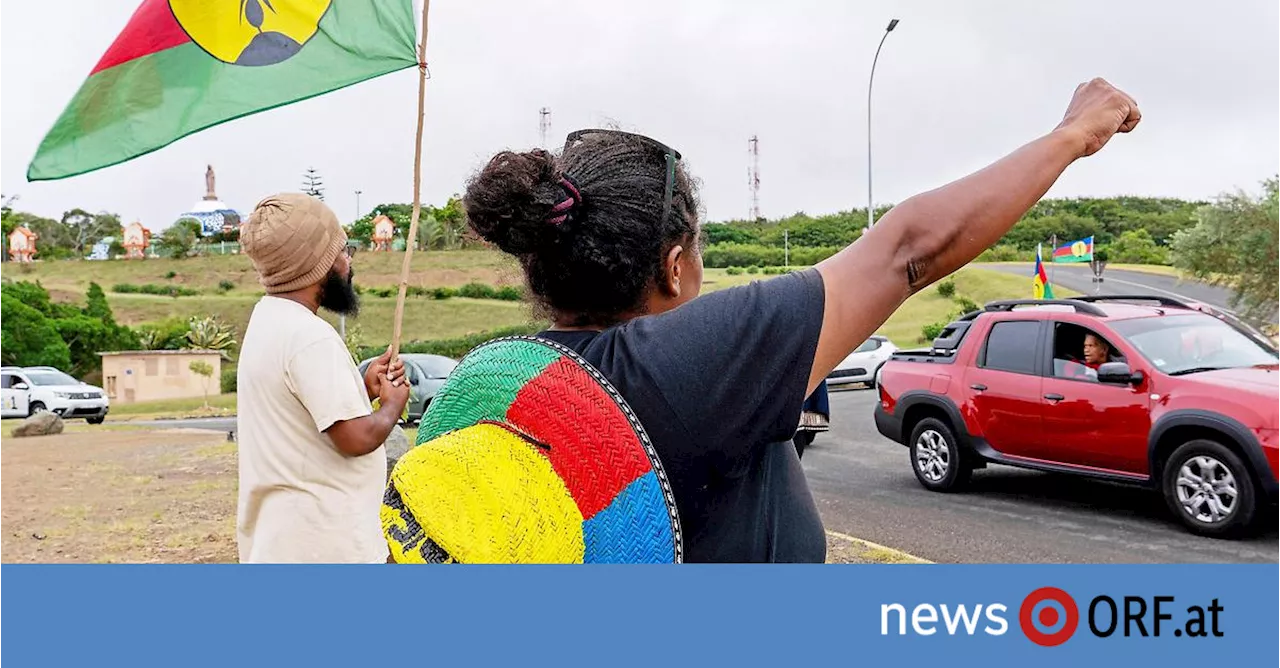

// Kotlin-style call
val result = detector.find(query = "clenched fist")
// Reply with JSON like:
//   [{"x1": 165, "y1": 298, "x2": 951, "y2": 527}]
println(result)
[{"x1": 1056, "y1": 78, "x2": 1141, "y2": 157}]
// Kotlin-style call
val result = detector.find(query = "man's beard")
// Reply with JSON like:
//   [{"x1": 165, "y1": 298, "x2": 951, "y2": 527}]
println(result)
[{"x1": 318, "y1": 267, "x2": 360, "y2": 316}]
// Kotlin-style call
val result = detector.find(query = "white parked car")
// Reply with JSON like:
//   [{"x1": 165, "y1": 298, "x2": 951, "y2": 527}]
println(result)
[
  {"x1": 826, "y1": 335, "x2": 898, "y2": 388},
  {"x1": 1, "y1": 366, "x2": 110, "y2": 424}
]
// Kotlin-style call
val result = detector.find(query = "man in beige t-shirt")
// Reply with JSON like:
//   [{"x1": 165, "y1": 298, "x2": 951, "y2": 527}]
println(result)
[{"x1": 237, "y1": 193, "x2": 410, "y2": 563}]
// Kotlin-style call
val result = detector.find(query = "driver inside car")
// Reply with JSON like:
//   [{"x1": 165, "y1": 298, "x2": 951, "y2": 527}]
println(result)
[
  {"x1": 1080, "y1": 332, "x2": 1113, "y2": 369},
  {"x1": 1057, "y1": 331, "x2": 1119, "y2": 381}
]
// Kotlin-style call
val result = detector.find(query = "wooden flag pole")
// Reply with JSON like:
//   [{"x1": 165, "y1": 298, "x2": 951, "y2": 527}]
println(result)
[{"x1": 390, "y1": 0, "x2": 432, "y2": 358}]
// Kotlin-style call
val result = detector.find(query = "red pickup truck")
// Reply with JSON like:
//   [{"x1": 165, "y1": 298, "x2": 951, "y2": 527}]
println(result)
[{"x1": 874, "y1": 296, "x2": 1278, "y2": 537}]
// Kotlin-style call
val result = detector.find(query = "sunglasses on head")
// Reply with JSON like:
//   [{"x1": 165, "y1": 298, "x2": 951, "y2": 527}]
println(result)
[{"x1": 563, "y1": 129, "x2": 683, "y2": 224}]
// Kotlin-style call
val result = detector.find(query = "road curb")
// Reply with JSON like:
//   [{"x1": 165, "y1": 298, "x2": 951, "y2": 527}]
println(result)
[{"x1": 825, "y1": 530, "x2": 932, "y2": 564}]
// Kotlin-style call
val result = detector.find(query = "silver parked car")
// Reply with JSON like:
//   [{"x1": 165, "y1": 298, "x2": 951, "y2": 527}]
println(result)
[{"x1": 356, "y1": 353, "x2": 457, "y2": 424}]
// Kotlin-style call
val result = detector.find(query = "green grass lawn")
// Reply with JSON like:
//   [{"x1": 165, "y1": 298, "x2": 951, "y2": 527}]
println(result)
[
  {"x1": 12, "y1": 248, "x2": 517, "y2": 296},
  {"x1": 102, "y1": 293, "x2": 537, "y2": 352},
  {"x1": 108, "y1": 393, "x2": 239, "y2": 417},
  {"x1": 876, "y1": 267, "x2": 1079, "y2": 346}
]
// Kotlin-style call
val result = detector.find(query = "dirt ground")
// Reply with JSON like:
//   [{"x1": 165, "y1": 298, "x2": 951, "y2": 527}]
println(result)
[
  {"x1": 1, "y1": 427, "x2": 919, "y2": 564},
  {"x1": 2, "y1": 429, "x2": 237, "y2": 563}
]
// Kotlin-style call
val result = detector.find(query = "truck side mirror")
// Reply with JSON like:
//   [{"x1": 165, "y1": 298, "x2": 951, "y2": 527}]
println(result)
[{"x1": 1098, "y1": 362, "x2": 1142, "y2": 386}]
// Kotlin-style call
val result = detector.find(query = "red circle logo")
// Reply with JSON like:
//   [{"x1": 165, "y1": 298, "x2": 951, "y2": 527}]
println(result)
[{"x1": 1019, "y1": 587, "x2": 1079, "y2": 647}]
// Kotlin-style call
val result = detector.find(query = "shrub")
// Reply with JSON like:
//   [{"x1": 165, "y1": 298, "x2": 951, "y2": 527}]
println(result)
[
  {"x1": 746, "y1": 266, "x2": 759, "y2": 274},
  {"x1": 936, "y1": 280, "x2": 956, "y2": 299},
  {"x1": 725, "y1": 266, "x2": 744, "y2": 276},
  {"x1": 954, "y1": 296, "x2": 980, "y2": 315},
  {"x1": 920, "y1": 320, "x2": 949, "y2": 343},
  {"x1": 217, "y1": 280, "x2": 235, "y2": 293},
  {"x1": 363, "y1": 283, "x2": 521, "y2": 302},
  {"x1": 458, "y1": 282, "x2": 498, "y2": 300},
  {"x1": 111, "y1": 283, "x2": 198, "y2": 297},
  {"x1": 703, "y1": 224, "x2": 761, "y2": 245},
  {"x1": 494, "y1": 286, "x2": 523, "y2": 301},
  {"x1": 788, "y1": 246, "x2": 841, "y2": 266},
  {"x1": 136, "y1": 319, "x2": 190, "y2": 351},
  {"x1": 185, "y1": 316, "x2": 237, "y2": 353},
  {"x1": 220, "y1": 367, "x2": 237, "y2": 394},
  {"x1": 165, "y1": 271, "x2": 177, "y2": 279},
  {"x1": 702, "y1": 243, "x2": 784, "y2": 268},
  {"x1": 1106, "y1": 229, "x2": 1170, "y2": 265},
  {"x1": 976, "y1": 245, "x2": 1031, "y2": 263}
]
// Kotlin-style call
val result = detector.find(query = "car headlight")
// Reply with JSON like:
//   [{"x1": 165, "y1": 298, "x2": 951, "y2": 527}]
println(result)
[{"x1": 53, "y1": 391, "x2": 72, "y2": 399}]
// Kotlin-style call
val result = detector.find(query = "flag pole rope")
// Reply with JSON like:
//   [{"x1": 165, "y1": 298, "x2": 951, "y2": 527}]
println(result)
[{"x1": 391, "y1": 0, "x2": 432, "y2": 358}]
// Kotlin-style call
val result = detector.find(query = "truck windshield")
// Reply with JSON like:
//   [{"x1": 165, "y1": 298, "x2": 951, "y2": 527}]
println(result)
[{"x1": 1111, "y1": 314, "x2": 1278, "y2": 376}]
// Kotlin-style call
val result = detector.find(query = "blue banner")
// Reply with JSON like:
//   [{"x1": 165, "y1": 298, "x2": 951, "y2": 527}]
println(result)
[{"x1": 2, "y1": 565, "x2": 1275, "y2": 666}]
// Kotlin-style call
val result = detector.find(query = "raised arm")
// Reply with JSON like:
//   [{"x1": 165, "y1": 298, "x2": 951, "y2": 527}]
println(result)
[{"x1": 810, "y1": 78, "x2": 1140, "y2": 392}]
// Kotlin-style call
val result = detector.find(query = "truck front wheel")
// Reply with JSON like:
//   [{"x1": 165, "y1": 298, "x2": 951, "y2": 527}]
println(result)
[{"x1": 1162, "y1": 439, "x2": 1257, "y2": 538}]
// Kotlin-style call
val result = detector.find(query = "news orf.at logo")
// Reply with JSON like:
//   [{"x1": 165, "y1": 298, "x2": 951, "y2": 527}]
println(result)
[
  {"x1": 880, "y1": 588, "x2": 1224, "y2": 645},
  {"x1": 1019, "y1": 587, "x2": 1079, "y2": 646}
]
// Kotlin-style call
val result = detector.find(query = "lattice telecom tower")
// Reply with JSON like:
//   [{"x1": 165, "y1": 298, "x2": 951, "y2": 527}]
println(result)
[
  {"x1": 539, "y1": 107, "x2": 552, "y2": 147},
  {"x1": 748, "y1": 135, "x2": 761, "y2": 221}
]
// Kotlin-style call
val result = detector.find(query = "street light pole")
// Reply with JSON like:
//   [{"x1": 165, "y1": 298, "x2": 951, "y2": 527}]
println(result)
[
  {"x1": 355, "y1": 190, "x2": 362, "y2": 219},
  {"x1": 866, "y1": 18, "x2": 899, "y2": 233}
]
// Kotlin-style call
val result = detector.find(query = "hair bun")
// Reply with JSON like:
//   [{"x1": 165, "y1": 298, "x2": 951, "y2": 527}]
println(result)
[{"x1": 463, "y1": 149, "x2": 564, "y2": 255}]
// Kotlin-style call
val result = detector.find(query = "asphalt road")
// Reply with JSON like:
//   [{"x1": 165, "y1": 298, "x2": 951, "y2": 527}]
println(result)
[
  {"x1": 979, "y1": 263, "x2": 1267, "y2": 320},
  {"x1": 137, "y1": 400, "x2": 1277, "y2": 563},
  {"x1": 805, "y1": 388, "x2": 1278, "y2": 564},
  {"x1": 128, "y1": 417, "x2": 237, "y2": 432}
]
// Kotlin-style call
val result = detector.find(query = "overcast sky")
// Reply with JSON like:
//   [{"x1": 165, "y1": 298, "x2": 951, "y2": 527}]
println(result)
[{"x1": 2, "y1": 0, "x2": 1277, "y2": 231}]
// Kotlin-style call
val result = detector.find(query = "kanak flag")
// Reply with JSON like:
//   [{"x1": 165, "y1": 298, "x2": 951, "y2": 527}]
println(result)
[
  {"x1": 1052, "y1": 236, "x2": 1095, "y2": 263},
  {"x1": 28, "y1": 0, "x2": 418, "y2": 181},
  {"x1": 1033, "y1": 244, "x2": 1055, "y2": 299}
]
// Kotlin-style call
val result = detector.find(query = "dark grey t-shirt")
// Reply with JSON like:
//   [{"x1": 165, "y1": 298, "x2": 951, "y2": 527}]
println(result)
[{"x1": 539, "y1": 269, "x2": 827, "y2": 563}]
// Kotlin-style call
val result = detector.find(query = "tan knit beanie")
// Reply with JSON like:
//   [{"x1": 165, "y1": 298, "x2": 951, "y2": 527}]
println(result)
[{"x1": 242, "y1": 193, "x2": 347, "y2": 294}]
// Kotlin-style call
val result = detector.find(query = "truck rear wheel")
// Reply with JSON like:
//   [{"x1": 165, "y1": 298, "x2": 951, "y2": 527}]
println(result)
[{"x1": 909, "y1": 417, "x2": 971, "y2": 492}]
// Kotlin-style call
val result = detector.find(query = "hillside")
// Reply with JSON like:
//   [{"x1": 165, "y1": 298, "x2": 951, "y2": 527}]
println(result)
[
  {"x1": 11, "y1": 250, "x2": 534, "y2": 349},
  {"x1": 8, "y1": 251, "x2": 1046, "y2": 352}
]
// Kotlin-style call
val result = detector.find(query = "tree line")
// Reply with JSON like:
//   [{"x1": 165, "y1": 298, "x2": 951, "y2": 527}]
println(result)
[
  {"x1": 703, "y1": 194, "x2": 1206, "y2": 267},
  {"x1": 1, "y1": 280, "x2": 238, "y2": 382}
]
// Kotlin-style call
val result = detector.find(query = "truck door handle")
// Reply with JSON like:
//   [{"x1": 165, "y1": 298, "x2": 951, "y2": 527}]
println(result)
[
  {"x1": 1044, "y1": 393, "x2": 1065, "y2": 402},
  {"x1": 969, "y1": 384, "x2": 987, "y2": 391}
]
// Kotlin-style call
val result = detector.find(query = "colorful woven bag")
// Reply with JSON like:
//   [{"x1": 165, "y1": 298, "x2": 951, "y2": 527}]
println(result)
[{"x1": 382, "y1": 336, "x2": 683, "y2": 563}]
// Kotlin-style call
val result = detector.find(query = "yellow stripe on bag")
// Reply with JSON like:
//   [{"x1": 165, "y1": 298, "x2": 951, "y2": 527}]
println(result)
[{"x1": 389, "y1": 423, "x2": 586, "y2": 564}]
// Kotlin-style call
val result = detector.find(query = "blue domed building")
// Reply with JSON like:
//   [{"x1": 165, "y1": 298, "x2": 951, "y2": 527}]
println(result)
[{"x1": 176, "y1": 165, "x2": 241, "y2": 236}]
